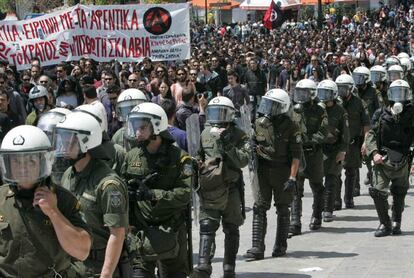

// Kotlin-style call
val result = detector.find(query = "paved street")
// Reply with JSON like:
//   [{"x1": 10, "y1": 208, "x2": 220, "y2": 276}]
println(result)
[{"x1": 192, "y1": 167, "x2": 414, "y2": 278}]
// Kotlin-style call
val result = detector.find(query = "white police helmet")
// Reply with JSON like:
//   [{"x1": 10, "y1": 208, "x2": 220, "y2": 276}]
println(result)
[
  {"x1": 116, "y1": 88, "x2": 147, "y2": 122},
  {"x1": 387, "y1": 65, "x2": 404, "y2": 82},
  {"x1": 352, "y1": 66, "x2": 371, "y2": 86},
  {"x1": 370, "y1": 65, "x2": 387, "y2": 84},
  {"x1": 294, "y1": 79, "x2": 317, "y2": 103},
  {"x1": 335, "y1": 74, "x2": 355, "y2": 98},
  {"x1": 317, "y1": 79, "x2": 338, "y2": 102},
  {"x1": 0, "y1": 125, "x2": 54, "y2": 185},
  {"x1": 126, "y1": 102, "x2": 168, "y2": 140},
  {"x1": 258, "y1": 89, "x2": 291, "y2": 116},
  {"x1": 206, "y1": 96, "x2": 236, "y2": 123}
]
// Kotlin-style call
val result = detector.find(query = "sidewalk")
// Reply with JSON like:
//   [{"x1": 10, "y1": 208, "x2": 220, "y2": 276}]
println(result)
[{"x1": 192, "y1": 167, "x2": 414, "y2": 278}]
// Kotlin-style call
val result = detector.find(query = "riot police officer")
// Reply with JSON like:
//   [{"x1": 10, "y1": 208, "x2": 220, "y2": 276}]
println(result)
[
  {"x1": 112, "y1": 88, "x2": 148, "y2": 150},
  {"x1": 387, "y1": 65, "x2": 404, "y2": 83},
  {"x1": 244, "y1": 89, "x2": 302, "y2": 260},
  {"x1": 36, "y1": 107, "x2": 72, "y2": 186},
  {"x1": 370, "y1": 65, "x2": 389, "y2": 108},
  {"x1": 121, "y1": 102, "x2": 192, "y2": 278},
  {"x1": 335, "y1": 74, "x2": 370, "y2": 208},
  {"x1": 289, "y1": 79, "x2": 328, "y2": 236},
  {"x1": 57, "y1": 112, "x2": 129, "y2": 277},
  {"x1": 317, "y1": 80, "x2": 350, "y2": 222},
  {"x1": 353, "y1": 66, "x2": 379, "y2": 188},
  {"x1": 192, "y1": 96, "x2": 249, "y2": 278},
  {"x1": 0, "y1": 125, "x2": 91, "y2": 277},
  {"x1": 26, "y1": 85, "x2": 51, "y2": 125},
  {"x1": 365, "y1": 79, "x2": 414, "y2": 237}
]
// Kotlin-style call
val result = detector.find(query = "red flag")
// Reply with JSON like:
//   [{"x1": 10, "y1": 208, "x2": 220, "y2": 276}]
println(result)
[{"x1": 263, "y1": 1, "x2": 284, "y2": 30}]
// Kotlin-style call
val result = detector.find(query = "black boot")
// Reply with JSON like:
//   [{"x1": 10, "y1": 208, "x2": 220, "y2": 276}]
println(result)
[
  {"x1": 353, "y1": 170, "x2": 361, "y2": 197},
  {"x1": 193, "y1": 219, "x2": 219, "y2": 277},
  {"x1": 344, "y1": 168, "x2": 357, "y2": 209},
  {"x1": 244, "y1": 205, "x2": 267, "y2": 261},
  {"x1": 324, "y1": 175, "x2": 336, "y2": 222},
  {"x1": 288, "y1": 196, "x2": 302, "y2": 237},
  {"x1": 369, "y1": 187, "x2": 392, "y2": 237},
  {"x1": 272, "y1": 205, "x2": 290, "y2": 257},
  {"x1": 390, "y1": 187, "x2": 407, "y2": 235},
  {"x1": 309, "y1": 186, "x2": 324, "y2": 230},
  {"x1": 222, "y1": 223, "x2": 239, "y2": 278}
]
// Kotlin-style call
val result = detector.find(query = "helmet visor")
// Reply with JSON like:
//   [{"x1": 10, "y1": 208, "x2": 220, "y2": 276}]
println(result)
[
  {"x1": 117, "y1": 99, "x2": 145, "y2": 122},
  {"x1": 53, "y1": 129, "x2": 82, "y2": 160},
  {"x1": 337, "y1": 84, "x2": 351, "y2": 98},
  {"x1": 126, "y1": 115, "x2": 153, "y2": 141},
  {"x1": 388, "y1": 71, "x2": 402, "y2": 82},
  {"x1": 0, "y1": 151, "x2": 54, "y2": 185},
  {"x1": 257, "y1": 97, "x2": 288, "y2": 116},
  {"x1": 352, "y1": 73, "x2": 366, "y2": 85},
  {"x1": 387, "y1": 86, "x2": 412, "y2": 102},
  {"x1": 206, "y1": 106, "x2": 235, "y2": 123},
  {"x1": 371, "y1": 71, "x2": 385, "y2": 84},
  {"x1": 37, "y1": 112, "x2": 67, "y2": 142},
  {"x1": 293, "y1": 88, "x2": 311, "y2": 103},
  {"x1": 317, "y1": 89, "x2": 335, "y2": 102}
]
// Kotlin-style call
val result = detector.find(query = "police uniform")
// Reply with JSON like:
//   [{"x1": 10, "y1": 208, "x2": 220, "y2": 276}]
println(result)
[
  {"x1": 339, "y1": 94, "x2": 370, "y2": 208},
  {"x1": 365, "y1": 104, "x2": 414, "y2": 236},
  {"x1": 246, "y1": 114, "x2": 302, "y2": 259},
  {"x1": 112, "y1": 127, "x2": 125, "y2": 148},
  {"x1": 61, "y1": 159, "x2": 129, "y2": 277},
  {"x1": 193, "y1": 123, "x2": 249, "y2": 277},
  {"x1": 358, "y1": 84, "x2": 380, "y2": 187},
  {"x1": 0, "y1": 181, "x2": 90, "y2": 278},
  {"x1": 323, "y1": 101, "x2": 349, "y2": 219},
  {"x1": 290, "y1": 100, "x2": 328, "y2": 234},
  {"x1": 121, "y1": 140, "x2": 191, "y2": 277}
]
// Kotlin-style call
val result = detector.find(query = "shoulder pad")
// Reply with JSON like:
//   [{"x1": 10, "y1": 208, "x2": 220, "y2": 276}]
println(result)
[{"x1": 317, "y1": 102, "x2": 326, "y2": 110}]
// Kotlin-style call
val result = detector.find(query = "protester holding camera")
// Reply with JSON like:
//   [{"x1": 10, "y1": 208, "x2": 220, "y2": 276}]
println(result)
[{"x1": 175, "y1": 84, "x2": 208, "y2": 131}]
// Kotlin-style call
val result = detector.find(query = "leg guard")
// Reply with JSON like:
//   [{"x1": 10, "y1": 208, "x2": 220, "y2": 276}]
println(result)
[
  {"x1": 272, "y1": 205, "x2": 290, "y2": 257},
  {"x1": 288, "y1": 195, "x2": 302, "y2": 237},
  {"x1": 310, "y1": 183, "x2": 324, "y2": 230},
  {"x1": 194, "y1": 219, "x2": 219, "y2": 275},
  {"x1": 222, "y1": 223, "x2": 240, "y2": 278},
  {"x1": 344, "y1": 167, "x2": 357, "y2": 208},
  {"x1": 390, "y1": 186, "x2": 408, "y2": 235},
  {"x1": 369, "y1": 187, "x2": 392, "y2": 237},
  {"x1": 244, "y1": 204, "x2": 267, "y2": 260}
]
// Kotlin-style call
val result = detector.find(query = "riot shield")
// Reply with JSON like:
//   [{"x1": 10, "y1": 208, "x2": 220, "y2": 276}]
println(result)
[
  {"x1": 238, "y1": 105, "x2": 260, "y2": 203},
  {"x1": 186, "y1": 114, "x2": 201, "y2": 227}
]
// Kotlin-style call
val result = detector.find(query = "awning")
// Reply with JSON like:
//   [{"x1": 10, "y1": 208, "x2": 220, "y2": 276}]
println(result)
[
  {"x1": 191, "y1": 0, "x2": 241, "y2": 10},
  {"x1": 240, "y1": 0, "x2": 301, "y2": 10}
]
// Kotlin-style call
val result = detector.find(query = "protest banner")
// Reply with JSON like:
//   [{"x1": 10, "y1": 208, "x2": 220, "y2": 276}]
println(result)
[{"x1": 0, "y1": 3, "x2": 190, "y2": 70}]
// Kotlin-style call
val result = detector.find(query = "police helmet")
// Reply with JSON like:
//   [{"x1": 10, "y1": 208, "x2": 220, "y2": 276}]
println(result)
[
  {"x1": 206, "y1": 96, "x2": 236, "y2": 124},
  {"x1": 117, "y1": 88, "x2": 148, "y2": 122},
  {"x1": 335, "y1": 74, "x2": 354, "y2": 98},
  {"x1": 317, "y1": 79, "x2": 338, "y2": 102},
  {"x1": 352, "y1": 66, "x2": 371, "y2": 86},
  {"x1": 388, "y1": 79, "x2": 411, "y2": 103},
  {"x1": 294, "y1": 79, "x2": 317, "y2": 104},
  {"x1": 258, "y1": 89, "x2": 290, "y2": 116}
]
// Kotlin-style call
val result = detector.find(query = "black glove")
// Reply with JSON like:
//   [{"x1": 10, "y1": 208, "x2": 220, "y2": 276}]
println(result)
[
  {"x1": 283, "y1": 178, "x2": 297, "y2": 194},
  {"x1": 135, "y1": 188, "x2": 155, "y2": 201}
]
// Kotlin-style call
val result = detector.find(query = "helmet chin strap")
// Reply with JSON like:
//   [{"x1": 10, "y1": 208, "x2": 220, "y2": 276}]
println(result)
[
  {"x1": 137, "y1": 134, "x2": 157, "y2": 148},
  {"x1": 68, "y1": 152, "x2": 87, "y2": 166}
]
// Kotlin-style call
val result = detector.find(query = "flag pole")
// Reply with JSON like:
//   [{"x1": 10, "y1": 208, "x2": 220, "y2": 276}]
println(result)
[{"x1": 205, "y1": 0, "x2": 208, "y2": 24}]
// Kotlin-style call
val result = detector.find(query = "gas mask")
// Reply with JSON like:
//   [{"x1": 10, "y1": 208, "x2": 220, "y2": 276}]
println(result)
[
  {"x1": 293, "y1": 103, "x2": 303, "y2": 113},
  {"x1": 210, "y1": 123, "x2": 227, "y2": 140},
  {"x1": 391, "y1": 102, "x2": 403, "y2": 115}
]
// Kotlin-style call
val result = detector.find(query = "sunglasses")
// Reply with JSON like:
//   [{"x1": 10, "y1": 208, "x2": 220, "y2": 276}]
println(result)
[
  {"x1": 156, "y1": 70, "x2": 164, "y2": 74},
  {"x1": 128, "y1": 79, "x2": 137, "y2": 82},
  {"x1": 177, "y1": 73, "x2": 186, "y2": 76},
  {"x1": 23, "y1": 79, "x2": 30, "y2": 82},
  {"x1": 56, "y1": 70, "x2": 63, "y2": 73},
  {"x1": 39, "y1": 80, "x2": 48, "y2": 83},
  {"x1": 190, "y1": 73, "x2": 197, "y2": 76},
  {"x1": 105, "y1": 78, "x2": 113, "y2": 81},
  {"x1": 0, "y1": 81, "x2": 5, "y2": 84}
]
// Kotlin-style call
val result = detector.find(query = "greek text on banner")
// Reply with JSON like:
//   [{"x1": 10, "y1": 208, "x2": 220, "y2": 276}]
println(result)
[{"x1": 0, "y1": 3, "x2": 190, "y2": 70}]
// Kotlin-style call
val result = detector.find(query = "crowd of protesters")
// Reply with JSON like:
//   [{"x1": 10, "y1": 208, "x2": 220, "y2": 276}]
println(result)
[{"x1": 1, "y1": 3, "x2": 414, "y2": 143}]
